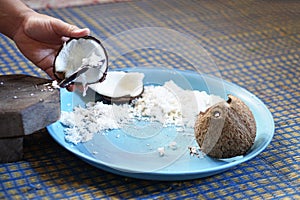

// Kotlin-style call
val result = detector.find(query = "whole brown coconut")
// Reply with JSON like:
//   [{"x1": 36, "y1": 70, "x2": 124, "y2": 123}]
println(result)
[{"x1": 194, "y1": 95, "x2": 256, "y2": 159}]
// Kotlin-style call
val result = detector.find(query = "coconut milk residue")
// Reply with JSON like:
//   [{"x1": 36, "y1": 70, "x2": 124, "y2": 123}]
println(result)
[{"x1": 81, "y1": 74, "x2": 89, "y2": 97}]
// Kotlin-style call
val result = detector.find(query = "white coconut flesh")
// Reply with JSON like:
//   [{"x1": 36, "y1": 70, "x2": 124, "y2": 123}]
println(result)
[
  {"x1": 88, "y1": 71, "x2": 144, "y2": 99},
  {"x1": 54, "y1": 37, "x2": 108, "y2": 85}
]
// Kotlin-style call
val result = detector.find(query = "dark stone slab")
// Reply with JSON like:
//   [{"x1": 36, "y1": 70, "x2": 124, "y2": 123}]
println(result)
[
  {"x1": 0, "y1": 74, "x2": 60, "y2": 138},
  {"x1": 0, "y1": 137, "x2": 23, "y2": 163}
]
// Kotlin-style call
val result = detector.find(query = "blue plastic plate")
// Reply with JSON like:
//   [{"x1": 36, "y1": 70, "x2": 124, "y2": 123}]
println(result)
[{"x1": 47, "y1": 68, "x2": 274, "y2": 181}]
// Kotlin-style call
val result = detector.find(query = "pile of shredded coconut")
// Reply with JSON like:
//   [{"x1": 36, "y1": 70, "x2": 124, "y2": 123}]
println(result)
[
  {"x1": 60, "y1": 80, "x2": 224, "y2": 144},
  {"x1": 60, "y1": 102, "x2": 131, "y2": 144},
  {"x1": 131, "y1": 81, "x2": 223, "y2": 128}
]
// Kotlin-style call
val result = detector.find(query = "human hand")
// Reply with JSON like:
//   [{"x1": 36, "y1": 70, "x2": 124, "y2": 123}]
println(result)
[{"x1": 12, "y1": 11, "x2": 90, "y2": 80}]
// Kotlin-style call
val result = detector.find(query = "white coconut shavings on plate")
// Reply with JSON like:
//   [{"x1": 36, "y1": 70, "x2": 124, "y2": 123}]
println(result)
[
  {"x1": 60, "y1": 80, "x2": 224, "y2": 145},
  {"x1": 60, "y1": 102, "x2": 131, "y2": 144},
  {"x1": 132, "y1": 80, "x2": 224, "y2": 128}
]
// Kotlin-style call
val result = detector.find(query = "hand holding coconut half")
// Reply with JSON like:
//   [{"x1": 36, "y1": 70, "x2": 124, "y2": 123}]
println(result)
[
  {"x1": 0, "y1": 0, "x2": 92, "y2": 80},
  {"x1": 194, "y1": 95, "x2": 256, "y2": 159}
]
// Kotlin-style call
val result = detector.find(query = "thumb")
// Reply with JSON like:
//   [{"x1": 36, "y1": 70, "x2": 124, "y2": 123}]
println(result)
[{"x1": 53, "y1": 19, "x2": 90, "y2": 38}]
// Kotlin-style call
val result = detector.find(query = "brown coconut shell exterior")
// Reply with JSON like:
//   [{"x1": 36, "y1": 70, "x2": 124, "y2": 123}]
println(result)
[
  {"x1": 94, "y1": 87, "x2": 144, "y2": 105},
  {"x1": 194, "y1": 95, "x2": 256, "y2": 159}
]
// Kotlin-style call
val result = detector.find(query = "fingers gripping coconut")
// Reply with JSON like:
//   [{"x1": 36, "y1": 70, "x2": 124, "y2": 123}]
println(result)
[
  {"x1": 194, "y1": 95, "x2": 256, "y2": 159},
  {"x1": 54, "y1": 36, "x2": 108, "y2": 88}
]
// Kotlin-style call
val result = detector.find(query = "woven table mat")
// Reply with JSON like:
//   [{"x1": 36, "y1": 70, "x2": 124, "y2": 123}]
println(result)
[{"x1": 0, "y1": 0, "x2": 299, "y2": 199}]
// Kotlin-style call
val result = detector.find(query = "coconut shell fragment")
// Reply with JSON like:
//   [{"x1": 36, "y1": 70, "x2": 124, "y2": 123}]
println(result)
[
  {"x1": 88, "y1": 71, "x2": 145, "y2": 104},
  {"x1": 54, "y1": 36, "x2": 108, "y2": 87},
  {"x1": 194, "y1": 95, "x2": 256, "y2": 159}
]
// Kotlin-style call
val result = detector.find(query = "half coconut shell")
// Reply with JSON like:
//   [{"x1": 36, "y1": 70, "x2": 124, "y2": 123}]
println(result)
[
  {"x1": 88, "y1": 71, "x2": 144, "y2": 104},
  {"x1": 194, "y1": 95, "x2": 256, "y2": 159},
  {"x1": 54, "y1": 36, "x2": 108, "y2": 87}
]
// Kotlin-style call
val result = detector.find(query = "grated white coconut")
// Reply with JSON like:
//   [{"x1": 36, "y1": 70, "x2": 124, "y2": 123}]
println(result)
[
  {"x1": 60, "y1": 102, "x2": 131, "y2": 144},
  {"x1": 60, "y1": 80, "x2": 224, "y2": 144},
  {"x1": 130, "y1": 81, "x2": 223, "y2": 128}
]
